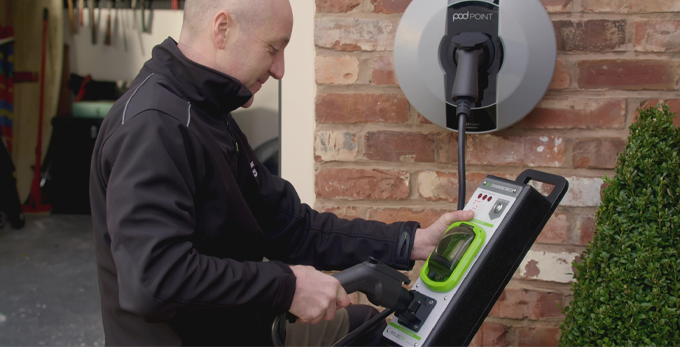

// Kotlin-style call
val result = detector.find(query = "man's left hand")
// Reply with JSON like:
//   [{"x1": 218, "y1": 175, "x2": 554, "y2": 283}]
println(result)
[{"x1": 411, "y1": 210, "x2": 475, "y2": 261}]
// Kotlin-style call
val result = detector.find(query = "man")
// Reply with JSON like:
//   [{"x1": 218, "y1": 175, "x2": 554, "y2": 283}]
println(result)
[{"x1": 89, "y1": 0, "x2": 473, "y2": 345}]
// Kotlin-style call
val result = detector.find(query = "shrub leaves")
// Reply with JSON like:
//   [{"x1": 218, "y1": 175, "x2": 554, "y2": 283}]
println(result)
[{"x1": 559, "y1": 105, "x2": 680, "y2": 347}]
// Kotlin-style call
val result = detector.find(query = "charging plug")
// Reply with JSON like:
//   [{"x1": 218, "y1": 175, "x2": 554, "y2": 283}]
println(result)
[
  {"x1": 450, "y1": 32, "x2": 490, "y2": 103},
  {"x1": 449, "y1": 32, "x2": 490, "y2": 210}
]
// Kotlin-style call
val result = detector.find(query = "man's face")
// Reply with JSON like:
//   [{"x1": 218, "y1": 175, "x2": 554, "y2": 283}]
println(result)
[{"x1": 219, "y1": 1, "x2": 293, "y2": 108}]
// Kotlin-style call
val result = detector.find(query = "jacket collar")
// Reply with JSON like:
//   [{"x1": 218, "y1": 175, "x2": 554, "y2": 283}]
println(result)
[{"x1": 143, "y1": 37, "x2": 253, "y2": 116}]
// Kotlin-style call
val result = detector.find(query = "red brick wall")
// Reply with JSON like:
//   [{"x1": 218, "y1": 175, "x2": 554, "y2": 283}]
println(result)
[{"x1": 313, "y1": 0, "x2": 680, "y2": 345}]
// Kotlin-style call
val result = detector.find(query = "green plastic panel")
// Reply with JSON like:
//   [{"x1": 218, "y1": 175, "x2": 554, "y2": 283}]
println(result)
[{"x1": 420, "y1": 222, "x2": 486, "y2": 292}]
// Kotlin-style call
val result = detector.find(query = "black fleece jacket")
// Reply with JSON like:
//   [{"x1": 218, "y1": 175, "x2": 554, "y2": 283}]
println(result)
[{"x1": 89, "y1": 38, "x2": 419, "y2": 346}]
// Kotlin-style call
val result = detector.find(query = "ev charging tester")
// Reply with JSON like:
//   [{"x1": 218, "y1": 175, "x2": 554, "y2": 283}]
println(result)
[
  {"x1": 383, "y1": 171, "x2": 568, "y2": 346},
  {"x1": 272, "y1": 0, "x2": 569, "y2": 346}
]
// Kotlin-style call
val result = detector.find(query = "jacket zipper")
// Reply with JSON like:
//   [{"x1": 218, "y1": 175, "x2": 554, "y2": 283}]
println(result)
[{"x1": 225, "y1": 116, "x2": 240, "y2": 154}]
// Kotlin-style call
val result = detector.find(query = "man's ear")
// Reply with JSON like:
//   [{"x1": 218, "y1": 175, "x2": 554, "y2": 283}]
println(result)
[{"x1": 213, "y1": 10, "x2": 231, "y2": 50}]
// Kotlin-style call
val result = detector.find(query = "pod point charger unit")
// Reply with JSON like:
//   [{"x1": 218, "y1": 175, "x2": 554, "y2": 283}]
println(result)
[
  {"x1": 395, "y1": 0, "x2": 557, "y2": 134},
  {"x1": 272, "y1": 1, "x2": 567, "y2": 346}
]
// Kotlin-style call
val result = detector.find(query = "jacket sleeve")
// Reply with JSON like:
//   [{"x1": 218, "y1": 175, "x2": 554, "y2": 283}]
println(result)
[
  {"x1": 101, "y1": 111, "x2": 296, "y2": 321},
  {"x1": 237, "y1": 130, "x2": 419, "y2": 272}
]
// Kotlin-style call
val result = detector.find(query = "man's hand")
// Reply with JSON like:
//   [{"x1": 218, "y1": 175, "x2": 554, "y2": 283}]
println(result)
[
  {"x1": 289, "y1": 265, "x2": 351, "y2": 324},
  {"x1": 411, "y1": 210, "x2": 475, "y2": 261}
]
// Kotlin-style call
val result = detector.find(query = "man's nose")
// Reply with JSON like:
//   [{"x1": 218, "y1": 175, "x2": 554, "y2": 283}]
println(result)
[{"x1": 270, "y1": 54, "x2": 285, "y2": 80}]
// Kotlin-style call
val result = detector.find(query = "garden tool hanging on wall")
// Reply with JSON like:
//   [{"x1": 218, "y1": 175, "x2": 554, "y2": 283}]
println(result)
[
  {"x1": 89, "y1": 0, "x2": 96, "y2": 44},
  {"x1": 78, "y1": 0, "x2": 84, "y2": 27},
  {"x1": 104, "y1": 0, "x2": 112, "y2": 45}
]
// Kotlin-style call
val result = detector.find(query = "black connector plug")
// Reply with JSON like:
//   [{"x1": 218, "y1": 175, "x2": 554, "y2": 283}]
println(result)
[
  {"x1": 449, "y1": 32, "x2": 490, "y2": 211},
  {"x1": 450, "y1": 32, "x2": 489, "y2": 103}
]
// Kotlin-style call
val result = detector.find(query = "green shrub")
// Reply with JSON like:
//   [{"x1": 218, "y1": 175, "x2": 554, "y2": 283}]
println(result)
[{"x1": 559, "y1": 105, "x2": 680, "y2": 347}]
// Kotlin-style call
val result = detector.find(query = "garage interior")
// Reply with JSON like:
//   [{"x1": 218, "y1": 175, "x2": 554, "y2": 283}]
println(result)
[{"x1": 0, "y1": 1, "x2": 280, "y2": 344}]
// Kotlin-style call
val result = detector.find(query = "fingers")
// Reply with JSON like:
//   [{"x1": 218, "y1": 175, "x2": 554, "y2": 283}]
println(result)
[
  {"x1": 308, "y1": 301, "x2": 335, "y2": 324},
  {"x1": 323, "y1": 300, "x2": 337, "y2": 321},
  {"x1": 311, "y1": 281, "x2": 346, "y2": 324},
  {"x1": 439, "y1": 210, "x2": 475, "y2": 228},
  {"x1": 288, "y1": 266, "x2": 351, "y2": 325},
  {"x1": 336, "y1": 286, "x2": 351, "y2": 310}
]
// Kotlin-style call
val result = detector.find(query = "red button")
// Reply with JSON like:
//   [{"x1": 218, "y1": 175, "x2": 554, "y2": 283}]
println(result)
[
  {"x1": 488, "y1": 196, "x2": 493, "y2": 202},
  {"x1": 482, "y1": 195, "x2": 487, "y2": 200},
  {"x1": 478, "y1": 194, "x2": 482, "y2": 199}
]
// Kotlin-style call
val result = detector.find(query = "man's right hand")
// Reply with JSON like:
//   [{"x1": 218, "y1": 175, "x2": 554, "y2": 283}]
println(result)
[{"x1": 289, "y1": 265, "x2": 351, "y2": 324}]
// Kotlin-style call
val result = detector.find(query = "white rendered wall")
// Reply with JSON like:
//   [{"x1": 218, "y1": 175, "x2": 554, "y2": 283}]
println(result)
[{"x1": 281, "y1": 0, "x2": 316, "y2": 206}]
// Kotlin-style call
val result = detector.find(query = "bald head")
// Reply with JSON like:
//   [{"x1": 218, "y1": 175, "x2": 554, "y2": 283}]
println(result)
[
  {"x1": 178, "y1": 0, "x2": 293, "y2": 108},
  {"x1": 182, "y1": 0, "x2": 277, "y2": 39}
]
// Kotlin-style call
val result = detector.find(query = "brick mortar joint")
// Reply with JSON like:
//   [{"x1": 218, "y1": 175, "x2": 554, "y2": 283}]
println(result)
[
  {"x1": 315, "y1": 52, "x2": 679, "y2": 59},
  {"x1": 315, "y1": 84, "x2": 403, "y2": 94},
  {"x1": 315, "y1": 48, "x2": 391, "y2": 59},
  {"x1": 314, "y1": 86, "x2": 680, "y2": 96},
  {"x1": 314, "y1": 12, "x2": 404, "y2": 20},
  {"x1": 549, "y1": 13, "x2": 680, "y2": 20},
  {"x1": 528, "y1": 243, "x2": 586, "y2": 253},
  {"x1": 315, "y1": 198, "x2": 603, "y2": 209},
  {"x1": 505, "y1": 279, "x2": 575, "y2": 292},
  {"x1": 314, "y1": 159, "x2": 588, "y2": 170},
  {"x1": 625, "y1": 17, "x2": 636, "y2": 48},
  {"x1": 314, "y1": 162, "x2": 616, "y2": 176},
  {"x1": 478, "y1": 317, "x2": 563, "y2": 328},
  {"x1": 543, "y1": 90, "x2": 680, "y2": 97},
  {"x1": 488, "y1": 316, "x2": 567, "y2": 323},
  {"x1": 313, "y1": 125, "x2": 631, "y2": 139},
  {"x1": 554, "y1": 52, "x2": 680, "y2": 58},
  {"x1": 315, "y1": 11, "x2": 680, "y2": 20}
]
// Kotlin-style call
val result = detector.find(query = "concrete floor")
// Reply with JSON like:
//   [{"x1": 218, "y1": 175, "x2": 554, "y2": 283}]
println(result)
[{"x1": 0, "y1": 215, "x2": 105, "y2": 346}]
